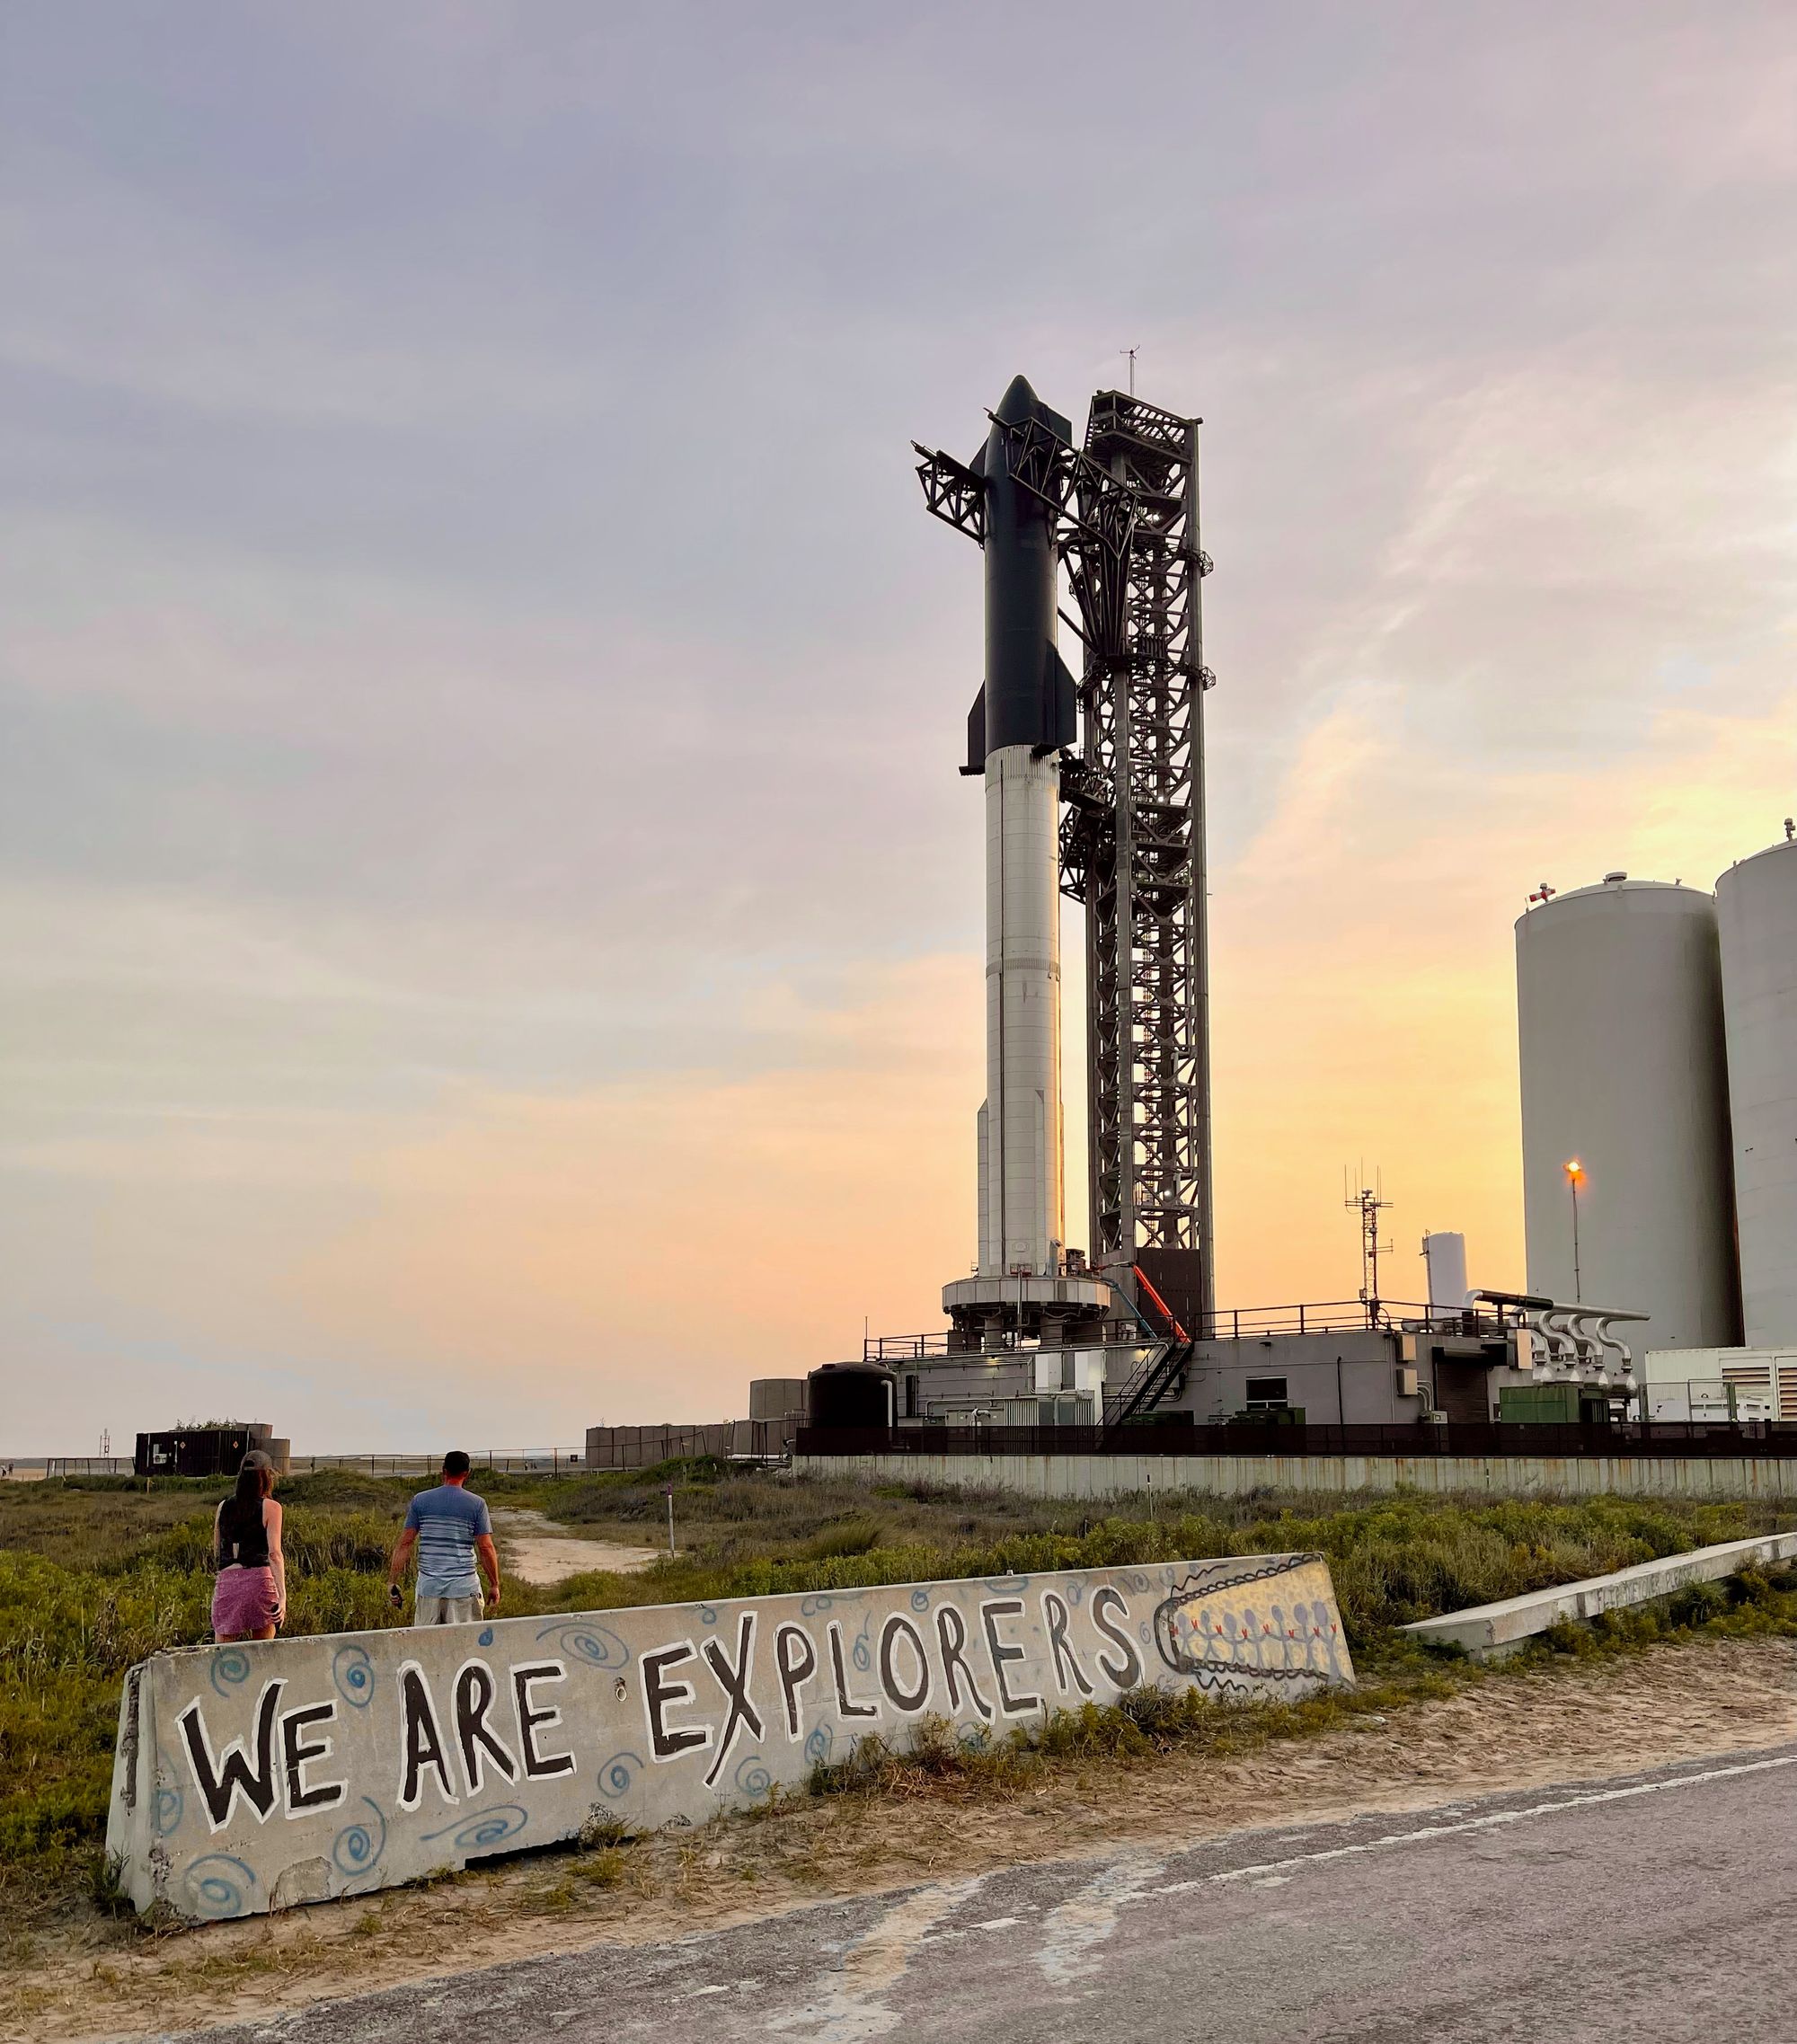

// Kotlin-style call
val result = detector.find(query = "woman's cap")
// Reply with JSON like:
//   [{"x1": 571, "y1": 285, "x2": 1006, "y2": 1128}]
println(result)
[{"x1": 240, "y1": 1449, "x2": 274, "y2": 1473}]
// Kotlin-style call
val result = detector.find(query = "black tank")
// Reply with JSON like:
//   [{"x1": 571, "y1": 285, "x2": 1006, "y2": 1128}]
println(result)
[{"x1": 807, "y1": 1363, "x2": 897, "y2": 1429}]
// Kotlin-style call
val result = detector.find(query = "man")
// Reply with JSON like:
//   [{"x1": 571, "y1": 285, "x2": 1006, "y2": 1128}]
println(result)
[{"x1": 387, "y1": 1451, "x2": 500, "y2": 1625}]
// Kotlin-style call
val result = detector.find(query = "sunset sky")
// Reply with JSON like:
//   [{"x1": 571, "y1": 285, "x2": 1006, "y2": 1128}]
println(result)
[{"x1": 4, "y1": 4, "x2": 1795, "y2": 1449}]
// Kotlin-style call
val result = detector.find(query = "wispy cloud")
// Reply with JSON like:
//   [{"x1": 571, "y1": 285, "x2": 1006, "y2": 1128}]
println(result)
[{"x1": 4, "y1": 3, "x2": 1795, "y2": 1443}]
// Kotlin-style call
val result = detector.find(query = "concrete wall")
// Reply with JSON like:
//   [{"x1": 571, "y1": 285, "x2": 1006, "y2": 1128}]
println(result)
[
  {"x1": 108, "y1": 1555, "x2": 1351, "y2": 1921},
  {"x1": 798, "y1": 1450, "x2": 1797, "y2": 1502},
  {"x1": 1402, "y1": 1530, "x2": 1797, "y2": 1658}
]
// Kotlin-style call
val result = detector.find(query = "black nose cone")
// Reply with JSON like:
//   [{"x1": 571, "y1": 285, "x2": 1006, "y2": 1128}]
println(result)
[{"x1": 993, "y1": 374, "x2": 1042, "y2": 426}]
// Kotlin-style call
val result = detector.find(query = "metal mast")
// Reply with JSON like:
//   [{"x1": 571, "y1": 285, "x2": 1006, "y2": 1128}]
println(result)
[{"x1": 1059, "y1": 393, "x2": 1214, "y2": 1328}]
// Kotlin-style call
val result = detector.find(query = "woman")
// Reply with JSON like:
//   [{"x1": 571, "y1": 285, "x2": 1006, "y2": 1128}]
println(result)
[{"x1": 211, "y1": 1450, "x2": 286, "y2": 1642}]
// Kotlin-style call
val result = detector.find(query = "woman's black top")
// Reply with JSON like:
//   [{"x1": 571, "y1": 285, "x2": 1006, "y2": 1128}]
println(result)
[{"x1": 217, "y1": 1496, "x2": 270, "y2": 1570}]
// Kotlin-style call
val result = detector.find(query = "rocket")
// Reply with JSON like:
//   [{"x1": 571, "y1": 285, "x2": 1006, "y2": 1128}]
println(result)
[{"x1": 919, "y1": 376, "x2": 1078, "y2": 1282}]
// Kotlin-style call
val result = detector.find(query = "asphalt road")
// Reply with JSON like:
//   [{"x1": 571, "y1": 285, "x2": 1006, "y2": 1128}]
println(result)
[{"x1": 173, "y1": 1743, "x2": 1797, "y2": 2043}]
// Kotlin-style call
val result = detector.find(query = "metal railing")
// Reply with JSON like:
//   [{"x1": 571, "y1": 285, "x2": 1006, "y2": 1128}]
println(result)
[
  {"x1": 798, "y1": 1420, "x2": 1797, "y2": 1461},
  {"x1": 3, "y1": 1450, "x2": 598, "y2": 1482},
  {"x1": 864, "y1": 1298, "x2": 1507, "y2": 1362},
  {"x1": 283, "y1": 1450, "x2": 594, "y2": 1476}
]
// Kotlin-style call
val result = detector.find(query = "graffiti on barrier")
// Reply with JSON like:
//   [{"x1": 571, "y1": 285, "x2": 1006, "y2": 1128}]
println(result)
[{"x1": 108, "y1": 1553, "x2": 1354, "y2": 1921}]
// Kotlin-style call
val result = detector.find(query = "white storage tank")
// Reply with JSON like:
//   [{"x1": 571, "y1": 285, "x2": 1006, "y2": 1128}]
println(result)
[
  {"x1": 1716, "y1": 835, "x2": 1797, "y2": 1346},
  {"x1": 1421, "y1": 1232, "x2": 1469, "y2": 1311},
  {"x1": 1515, "y1": 873, "x2": 1739, "y2": 1357}
]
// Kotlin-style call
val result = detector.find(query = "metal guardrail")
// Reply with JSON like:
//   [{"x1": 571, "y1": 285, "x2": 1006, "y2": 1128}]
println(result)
[{"x1": 798, "y1": 1420, "x2": 1797, "y2": 1461}]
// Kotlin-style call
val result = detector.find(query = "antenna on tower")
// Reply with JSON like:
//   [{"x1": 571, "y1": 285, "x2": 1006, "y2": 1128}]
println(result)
[
  {"x1": 1343, "y1": 1165, "x2": 1394, "y2": 1322},
  {"x1": 1119, "y1": 345, "x2": 1138, "y2": 396}
]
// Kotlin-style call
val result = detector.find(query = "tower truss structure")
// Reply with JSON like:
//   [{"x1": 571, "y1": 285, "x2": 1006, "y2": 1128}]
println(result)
[
  {"x1": 917, "y1": 384, "x2": 1215, "y2": 1332},
  {"x1": 1066, "y1": 393, "x2": 1213, "y2": 1320}
]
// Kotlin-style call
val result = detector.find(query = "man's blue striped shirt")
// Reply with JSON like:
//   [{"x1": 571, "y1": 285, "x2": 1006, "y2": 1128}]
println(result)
[{"x1": 405, "y1": 1483, "x2": 491, "y2": 1599}]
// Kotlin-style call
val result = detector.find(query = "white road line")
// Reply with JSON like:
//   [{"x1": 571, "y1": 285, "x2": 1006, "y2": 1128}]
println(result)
[
  {"x1": 765, "y1": 1873, "x2": 987, "y2": 2041},
  {"x1": 1036, "y1": 1857, "x2": 1169, "y2": 1986},
  {"x1": 1150, "y1": 1753, "x2": 1797, "y2": 1897}
]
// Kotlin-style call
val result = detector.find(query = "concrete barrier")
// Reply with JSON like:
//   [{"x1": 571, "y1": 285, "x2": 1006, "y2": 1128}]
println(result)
[
  {"x1": 797, "y1": 1450, "x2": 1797, "y2": 1502},
  {"x1": 107, "y1": 1552, "x2": 1352, "y2": 1921},
  {"x1": 1400, "y1": 1530, "x2": 1797, "y2": 1659}
]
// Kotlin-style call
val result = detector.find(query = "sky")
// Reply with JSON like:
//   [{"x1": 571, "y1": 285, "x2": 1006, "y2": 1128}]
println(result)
[{"x1": 4, "y1": 3, "x2": 1795, "y2": 1451}]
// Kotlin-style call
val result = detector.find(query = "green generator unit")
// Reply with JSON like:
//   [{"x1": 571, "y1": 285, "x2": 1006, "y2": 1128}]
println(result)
[
  {"x1": 1499, "y1": 1383, "x2": 1609, "y2": 1425},
  {"x1": 1227, "y1": 1404, "x2": 1306, "y2": 1427}
]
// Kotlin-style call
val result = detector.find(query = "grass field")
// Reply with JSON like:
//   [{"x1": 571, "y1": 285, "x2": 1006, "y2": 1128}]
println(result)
[{"x1": 4, "y1": 1463, "x2": 1796, "y2": 1953}]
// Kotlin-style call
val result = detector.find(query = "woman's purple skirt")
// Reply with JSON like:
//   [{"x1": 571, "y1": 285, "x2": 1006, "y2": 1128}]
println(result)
[{"x1": 212, "y1": 1564, "x2": 278, "y2": 1637}]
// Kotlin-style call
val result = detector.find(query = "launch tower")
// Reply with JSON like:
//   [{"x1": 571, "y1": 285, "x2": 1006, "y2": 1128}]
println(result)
[{"x1": 916, "y1": 377, "x2": 1214, "y2": 1344}]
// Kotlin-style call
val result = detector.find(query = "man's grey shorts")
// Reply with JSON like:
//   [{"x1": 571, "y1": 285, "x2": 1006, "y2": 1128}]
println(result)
[{"x1": 413, "y1": 1593, "x2": 484, "y2": 1626}]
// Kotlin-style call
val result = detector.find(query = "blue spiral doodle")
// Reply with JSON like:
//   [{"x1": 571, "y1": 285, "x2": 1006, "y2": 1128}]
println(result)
[
  {"x1": 1126, "y1": 1571, "x2": 1154, "y2": 1594},
  {"x1": 477, "y1": 1626, "x2": 495, "y2": 1647},
  {"x1": 697, "y1": 1603, "x2": 718, "y2": 1626},
  {"x1": 733, "y1": 1753, "x2": 773, "y2": 1796},
  {"x1": 909, "y1": 1588, "x2": 930, "y2": 1613},
  {"x1": 534, "y1": 1618, "x2": 630, "y2": 1668},
  {"x1": 802, "y1": 1724, "x2": 833, "y2": 1766},
  {"x1": 332, "y1": 1643, "x2": 376, "y2": 1709},
  {"x1": 981, "y1": 1575, "x2": 1031, "y2": 1594},
  {"x1": 208, "y1": 1647, "x2": 251, "y2": 1698},
  {"x1": 152, "y1": 1784, "x2": 183, "y2": 1837},
  {"x1": 799, "y1": 1593, "x2": 835, "y2": 1618},
  {"x1": 420, "y1": 1804, "x2": 530, "y2": 1852},
  {"x1": 595, "y1": 1750, "x2": 643, "y2": 1801},
  {"x1": 332, "y1": 1797, "x2": 388, "y2": 1879},
  {"x1": 182, "y1": 1854, "x2": 256, "y2": 1920},
  {"x1": 1063, "y1": 1579, "x2": 1085, "y2": 1606},
  {"x1": 955, "y1": 1721, "x2": 990, "y2": 1750},
  {"x1": 850, "y1": 1615, "x2": 873, "y2": 1674}
]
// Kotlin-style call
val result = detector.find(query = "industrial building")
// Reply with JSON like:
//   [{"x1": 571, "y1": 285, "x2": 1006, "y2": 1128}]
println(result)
[
  {"x1": 135, "y1": 1420, "x2": 289, "y2": 1478},
  {"x1": 1716, "y1": 834, "x2": 1797, "y2": 1349},
  {"x1": 612, "y1": 381, "x2": 1796, "y2": 1463},
  {"x1": 855, "y1": 1308, "x2": 1531, "y2": 1431},
  {"x1": 1515, "y1": 832, "x2": 1797, "y2": 1399},
  {"x1": 1515, "y1": 873, "x2": 1740, "y2": 1358}
]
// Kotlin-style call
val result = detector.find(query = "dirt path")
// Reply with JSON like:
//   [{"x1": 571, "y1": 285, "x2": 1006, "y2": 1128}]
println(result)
[
  {"x1": 489, "y1": 1507, "x2": 659, "y2": 1584},
  {"x1": 12, "y1": 1634, "x2": 1797, "y2": 2043}
]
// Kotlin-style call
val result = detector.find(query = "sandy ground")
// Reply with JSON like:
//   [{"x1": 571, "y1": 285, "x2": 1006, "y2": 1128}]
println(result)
[
  {"x1": 10, "y1": 1633, "x2": 1796, "y2": 2044},
  {"x1": 489, "y1": 1507, "x2": 659, "y2": 1584}
]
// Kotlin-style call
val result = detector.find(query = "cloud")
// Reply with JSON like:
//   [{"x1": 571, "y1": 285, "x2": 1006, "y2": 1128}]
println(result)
[
  {"x1": 1, "y1": 957, "x2": 983, "y2": 1442},
  {"x1": 4, "y1": 4, "x2": 1797, "y2": 1447}
]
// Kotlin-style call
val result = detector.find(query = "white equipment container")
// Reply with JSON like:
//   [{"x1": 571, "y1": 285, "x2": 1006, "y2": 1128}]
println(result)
[
  {"x1": 1515, "y1": 875, "x2": 1740, "y2": 1356},
  {"x1": 1421, "y1": 1231, "x2": 1469, "y2": 1311},
  {"x1": 1642, "y1": 1346, "x2": 1797, "y2": 1423},
  {"x1": 1716, "y1": 836, "x2": 1797, "y2": 1346}
]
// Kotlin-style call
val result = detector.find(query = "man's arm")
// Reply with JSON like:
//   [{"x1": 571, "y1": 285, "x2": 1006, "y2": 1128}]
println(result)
[
  {"x1": 474, "y1": 1533, "x2": 500, "y2": 1610},
  {"x1": 388, "y1": 1525, "x2": 418, "y2": 1588}
]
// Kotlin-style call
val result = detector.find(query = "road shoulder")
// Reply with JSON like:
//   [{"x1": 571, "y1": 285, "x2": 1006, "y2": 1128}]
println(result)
[{"x1": 12, "y1": 1633, "x2": 1796, "y2": 2044}]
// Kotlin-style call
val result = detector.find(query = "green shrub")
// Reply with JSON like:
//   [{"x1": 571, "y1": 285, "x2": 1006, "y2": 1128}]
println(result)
[{"x1": 4, "y1": 1473, "x2": 1796, "y2": 1935}]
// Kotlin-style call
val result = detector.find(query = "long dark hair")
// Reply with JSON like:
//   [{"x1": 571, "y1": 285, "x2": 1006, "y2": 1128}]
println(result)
[{"x1": 223, "y1": 1457, "x2": 273, "y2": 1531}]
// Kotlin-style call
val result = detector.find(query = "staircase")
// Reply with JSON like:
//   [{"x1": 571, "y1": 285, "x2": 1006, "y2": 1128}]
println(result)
[{"x1": 1102, "y1": 1338, "x2": 1194, "y2": 1435}]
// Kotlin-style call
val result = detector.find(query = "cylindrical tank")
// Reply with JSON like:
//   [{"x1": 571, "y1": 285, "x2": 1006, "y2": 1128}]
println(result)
[
  {"x1": 1515, "y1": 874, "x2": 1740, "y2": 1355},
  {"x1": 1716, "y1": 836, "x2": 1797, "y2": 1345},
  {"x1": 805, "y1": 1364, "x2": 897, "y2": 1430},
  {"x1": 1421, "y1": 1232, "x2": 1469, "y2": 1311}
]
